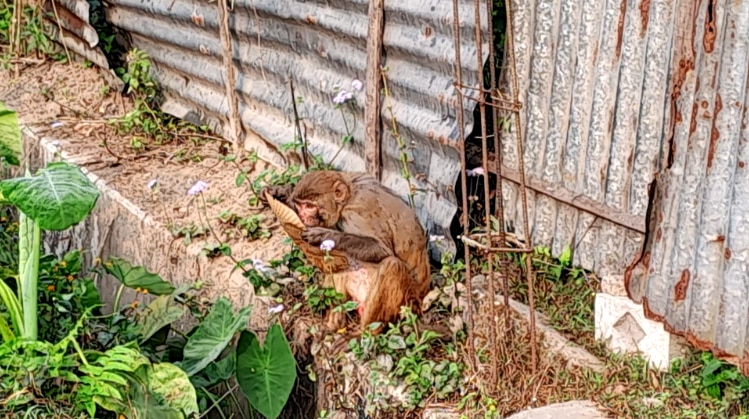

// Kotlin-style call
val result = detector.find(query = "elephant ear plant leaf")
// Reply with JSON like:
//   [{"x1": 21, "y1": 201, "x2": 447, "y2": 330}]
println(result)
[
  {"x1": 0, "y1": 102, "x2": 22, "y2": 166},
  {"x1": 0, "y1": 104, "x2": 100, "y2": 342}
]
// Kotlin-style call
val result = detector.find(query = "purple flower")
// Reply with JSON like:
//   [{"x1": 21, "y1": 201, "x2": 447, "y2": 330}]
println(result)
[
  {"x1": 188, "y1": 180, "x2": 208, "y2": 196},
  {"x1": 333, "y1": 90, "x2": 354, "y2": 104},
  {"x1": 320, "y1": 240, "x2": 336, "y2": 251},
  {"x1": 351, "y1": 79, "x2": 363, "y2": 91}
]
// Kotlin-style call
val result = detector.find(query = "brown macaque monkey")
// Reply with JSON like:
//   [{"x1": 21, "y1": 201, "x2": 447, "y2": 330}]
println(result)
[{"x1": 260, "y1": 170, "x2": 431, "y2": 332}]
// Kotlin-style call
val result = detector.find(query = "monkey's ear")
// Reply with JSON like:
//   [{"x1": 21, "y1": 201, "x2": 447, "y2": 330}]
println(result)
[{"x1": 332, "y1": 180, "x2": 350, "y2": 203}]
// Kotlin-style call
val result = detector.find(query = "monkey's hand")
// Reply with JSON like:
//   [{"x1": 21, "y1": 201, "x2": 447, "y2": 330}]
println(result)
[
  {"x1": 258, "y1": 185, "x2": 293, "y2": 206},
  {"x1": 301, "y1": 227, "x2": 341, "y2": 247}
]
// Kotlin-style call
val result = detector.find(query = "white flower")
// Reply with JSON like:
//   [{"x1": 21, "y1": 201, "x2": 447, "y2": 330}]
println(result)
[
  {"x1": 320, "y1": 240, "x2": 336, "y2": 251},
  {"x1": 351, "y1": 79, "x2": 363, "y2": 91},
  {"x1": 268, "y1": 304, "x2": 284, "y2": 314},
  {"x1": 147, "y1": 179, "x2": 158, "y2": 190},
  {"x1": 252, "y1": 259, "x2": 270, "y2": 272},
  {"x1": 188, "y1": 180, "x2": 208, "y2": 196},
  {"x1": 333, "y1": 89, "x2": 354, "y2": 104},
  {"x1": 467, "y1": 167, "x2": 485, "y2": 177},
  {"x1": 429, "y1": 235, "x2": 445, "y2": 243}
]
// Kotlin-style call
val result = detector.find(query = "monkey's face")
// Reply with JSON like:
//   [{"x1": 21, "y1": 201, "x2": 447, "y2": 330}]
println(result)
[{"x1": 295, "y1": 200, "x2": 322, "y2": 227}]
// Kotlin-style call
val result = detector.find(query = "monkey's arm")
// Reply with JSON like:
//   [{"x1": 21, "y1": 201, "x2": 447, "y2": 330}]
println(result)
[
  {"x1": 259, "y1": 185, "x2": 294, "y2": 206},
  {"x1": 301, "y1": 227, "x2": 391, "y2": 263}
]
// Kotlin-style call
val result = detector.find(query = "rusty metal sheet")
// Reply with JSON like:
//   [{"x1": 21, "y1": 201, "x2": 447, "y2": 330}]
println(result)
[
  {"x1": 498, "y1": 0, "x2": 679, "y2": 276},
  {"x1": 45, "y1": 0, "x2": 109, "y2": 69},
  {"x1": 105, "y1": 0, "x2": 488, "y2": 259},
  {"x1": 627, "y1": 0, "x2": 749, "y2": 373}
]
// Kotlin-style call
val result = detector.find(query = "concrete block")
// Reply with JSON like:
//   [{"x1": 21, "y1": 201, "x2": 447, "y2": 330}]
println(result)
[
  {"x1": 505, "y1": 400, "x2": 606, "y2": 419},
  {"x1": 600, "y1": 275, "x2": 628, "y2": 297},
  {"x1": 595, "y1": 292, "x2": 687, "y2": 370}
]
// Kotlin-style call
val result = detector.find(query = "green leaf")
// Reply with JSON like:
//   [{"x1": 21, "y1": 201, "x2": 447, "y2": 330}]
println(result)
[
  {"x1": 191, "y1": 352, "x2": 236, "y2": 388},
  {"x1": 0, "y1": 102, "x2": 22, "y2": 166},
  {"x1": 103, "y1": 258, "x2": 175, "y2": 295},
  {"x1": 138, "y1": 294, "x2": 185, "y2": 343},
  {"x1": 0, "y1": 277, "x2": 23, "y2": 337},
  {"x1": 236, "y1": 324, "x2": 296, "y2": 419},
  {"x1": 149, "y1": 362, "x2": 199, "y2": 416},
  {"x1": 177, "y1": 297, "x2": 251, "y2": 376},
  {"x1": 0, "y1": 162, "x2": 99, "y2": 230},
  {"x1": 0, "y1": 315, "x2": 14, "y2": 342}
]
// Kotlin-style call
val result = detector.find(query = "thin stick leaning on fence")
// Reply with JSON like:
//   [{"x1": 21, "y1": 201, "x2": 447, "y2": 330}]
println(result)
[
  {"x1": 217, "y1": 0, "x2": 245, "y2": 155},
  {"x1": 364, "y1": 0, "x2": 385, "y2": 180}
]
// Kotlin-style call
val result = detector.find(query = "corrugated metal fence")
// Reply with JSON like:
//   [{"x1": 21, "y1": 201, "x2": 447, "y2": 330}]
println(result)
[{"x1": 626, "y1": 0, "x2": 749, "y2": 373}]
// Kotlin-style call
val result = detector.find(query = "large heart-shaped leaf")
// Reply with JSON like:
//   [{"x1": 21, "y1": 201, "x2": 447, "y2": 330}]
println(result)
[
  {"x1": 0, "y1": 102, "x2": 21, "y2": 166},
  {"x1": 149, "y1": 362, "x2": 199, "y2": 416},
  {"x1": 0, "y1": 161, "x2": 99, "y2": 230},
  {"x1": 177, "y1": 297, "x2": 251, "y2": 376},
  {"x1": 103, "y1": 258, "x2": 175, "y2": 295},
  {"x1": 138, "y1": 295, "x2": 185, "y2": 343},
  {"x1": 236, "y1": 324, "x2": 296, "y2": 419}
]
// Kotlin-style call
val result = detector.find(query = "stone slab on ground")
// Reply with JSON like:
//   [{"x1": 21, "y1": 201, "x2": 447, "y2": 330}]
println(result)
[
  {"x1": 595, "y1": 292, "x2": 689, "y2": 371},
  {"x1": 504, "y1": 400, "x2": 607, "y2": 419}
]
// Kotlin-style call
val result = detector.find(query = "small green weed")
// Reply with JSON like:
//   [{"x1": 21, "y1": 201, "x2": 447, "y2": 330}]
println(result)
[{"x1": 349, "y1": 306, "x2": 463, "y2": 416}]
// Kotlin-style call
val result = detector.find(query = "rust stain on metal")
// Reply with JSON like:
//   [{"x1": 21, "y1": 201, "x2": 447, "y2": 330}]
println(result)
[
  {"x1": 639, "y1": 0, "x2": 651, "y2": 35},
  {"x1": 190, "y1": 12, "x2": 205, "y2": 26},
  {"x1": 615, "y1": 0, "x2": 628, "y2": 58},
  {"x1": 703, "y1": 0, "x2": 717, "y2": 53},
  {"x1": 689, "y1": 102, "x2": 699, "y2": 134},
  {"x1": 739, "y1": 161, "x2": 746, "y2": 168},
  {"x1": 642, "y1": 297, "x2": 749, "y2": 377},
  {"x1": 707, "y1": 93, "x2": 722, "y2": 169},
  {"x1": 674, "y1": 269, "x2": 690, "y2": 302}
]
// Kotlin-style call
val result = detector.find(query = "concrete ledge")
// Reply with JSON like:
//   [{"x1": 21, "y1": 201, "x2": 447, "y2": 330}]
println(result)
[{"x1": 24, "y1": 129, "x2": 285, "y2": 331}]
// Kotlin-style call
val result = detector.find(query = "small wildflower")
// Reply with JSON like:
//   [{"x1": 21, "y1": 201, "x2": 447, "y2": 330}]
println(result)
[
  {"x1": 142, "y1": 288, "x2": 149, "y2": 295},
  {"x1": 94, "y1": 257, "x2": 102, "y2": 265},
  {"x1": 0, "y1": 217, "x2": 6, "y2": 222},
  {"x1": 268, "y1": 304, "x2": 284, "y2": 314},
  {"x1": 47, "y1": 285, "x2": 55, "y2": 291},
  {"x1": 320, "y1": 240, "x2": 336, "y2": 252},
  {"x1": 130, "y1": 301, "x2": 139, "y2": 308},
  {"x1": 252, "y1": 259, "x2": 272, "y2": 273},
  {"x1": 105, "y1": 261, "x2": 113, "y2": 268},
  {"x1": 336, "y1": 327, "x2": 347, "y2": 334},
  {"x1": 60, "y1": 261, "x2": 67, "y2": 268},
  {"x1": 188, "y1": 180, "x2": 208, "y2": 196},
  {"x1": 135, "y1": 287, "x2": 142, "y2": 293},
  {"x1": 429, "y1": 235, "x2": 445, "y2": 243},
  {"x1": 468, "y1": 195, "x2": 478, "y2": 202},
  {"x1": 351, "y1": 79, "x2": 363, "y2": 91},
  {"x1": 147, "y1": 179, "x2": 158, "y2": 190},
  {"x1": 467, "y1": 167, "x2": 485, "y2": 177},
  {"x1": 67, "y1": 275, "x2": 75, "y2": 281},
  {"x1": 332, "y1": 89, "x2": 354, "y2": 104}
]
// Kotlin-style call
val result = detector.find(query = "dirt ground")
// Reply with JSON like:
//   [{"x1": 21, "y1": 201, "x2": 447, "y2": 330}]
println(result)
[{"x1": 0, "y1": 59, "x2": 293, "y2": 302}]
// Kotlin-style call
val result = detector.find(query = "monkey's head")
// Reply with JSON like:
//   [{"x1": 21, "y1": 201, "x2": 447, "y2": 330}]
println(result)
[{"x1": 290, "y1": 171, "x2": 350, "y2": 228}]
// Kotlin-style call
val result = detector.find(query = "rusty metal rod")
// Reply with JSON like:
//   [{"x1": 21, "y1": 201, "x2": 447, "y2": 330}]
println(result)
[
  {"x1": 473, "y1": 0, "x2": 499, "y2": 391},
  {"x1": 504, "y1": 0, "x2": 538, "y2": 372},
  {"x1": 485, "y1": 0, "x2": 511, "y2": 339},
  {"x1": 451, "y1": 0, "x2": 477, "y2": 372}
]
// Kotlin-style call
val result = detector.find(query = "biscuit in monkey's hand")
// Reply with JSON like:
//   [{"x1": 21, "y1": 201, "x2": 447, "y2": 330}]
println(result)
[{"x1": 264, "y1": 190, "x2": 350, "y2": 273}]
